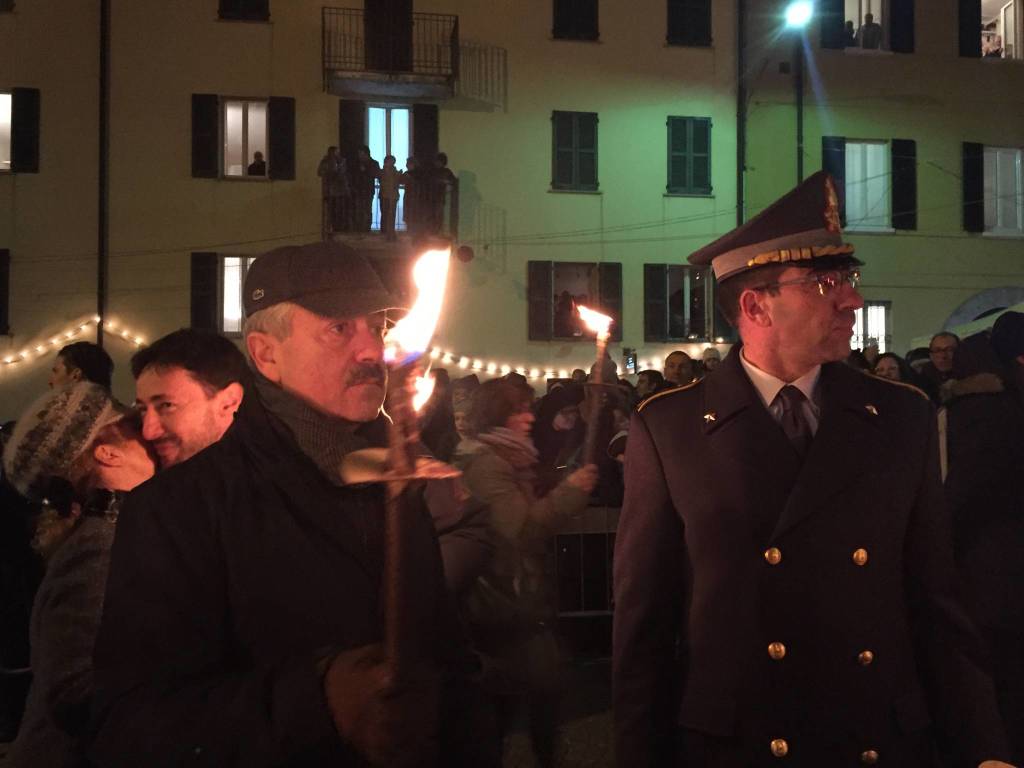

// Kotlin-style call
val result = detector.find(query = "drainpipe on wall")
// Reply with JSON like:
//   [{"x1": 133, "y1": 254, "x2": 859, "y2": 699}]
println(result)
[
  {"x1": 736, "y1": 0, "x2": 747, "y2": 228},
  {"x1": 97, "y1": 0, "x2": 110, "y2": 346}
]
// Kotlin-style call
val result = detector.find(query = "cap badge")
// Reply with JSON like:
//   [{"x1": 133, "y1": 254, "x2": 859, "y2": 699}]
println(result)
[
  {"x1": 864, "y1": 404, "x2": 878, "y2": 416},
  {"x1": 251, "y1": 288, "x2": 265, "y2": 301},
  {"x1": 704, "y1": 411, "x2": 717, "y2": 423},
  {"x1": 824, "y1": 177, "x2": 842, "y2": 233}
]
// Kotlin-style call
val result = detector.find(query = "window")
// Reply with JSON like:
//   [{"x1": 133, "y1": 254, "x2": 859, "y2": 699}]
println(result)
[
  {"x1": 0, "y1": 93, "x2": 10, "y2": 171},
  {"x1": 667, "y1": 117, "x2": 711, "y2": 195},
  {"x1": 223, "y1": 99, "x2": 267, "y2": 178},
  {"x1": 667, "y1": 0, "x2": 711, "y2": 46},
  {"x1": 984, "y1": 146, "x2": 1023, "y2": 235},
  {"x1": 0, "y1": 248, "x2": 9, "y2": 336},
  {"x1": 822, "y1": 0, "x2": 913, "y2": 52},
  {"x1": 845, "y1": 141, "x2": 890, "y2": 231},
  {"x1": 528, "y1": 261, "x2": 622, "y2": 341},
  {"x1": 218, "y1": 0, "x2": 269, "y2": 21},
  {"x1": 221, "y1": 255, "x2": 257, "y2": 334},
  {"x1": 644, "y1": 264, "x2": 710, "y2": 342},
  {"x1": 553, "y1": 0, "x2": 598, "y2": 40},
  {"x1": 552, "y1": 111, "x2": 598, "y2": 191},
  {"x1": 367, "y1": 105, "x2": 411, "y2": 231},
  {"x1": 852, "y1": 300, "x2": 891, "y2": 352},
  {"x1": 823, "y1": 136, "x2": 917, "y2": 231}
]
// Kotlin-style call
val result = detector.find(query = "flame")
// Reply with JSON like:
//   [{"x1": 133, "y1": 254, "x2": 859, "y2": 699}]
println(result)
[
  {"x1": 385, "y1": 248, "x2": 451, "y2": 365},
  {"x1": 577, "y1": 304, "x2": 613, "y2": 341},
  {"x1": 413, "y1": 372, "x2": 436, "y2": 412}
]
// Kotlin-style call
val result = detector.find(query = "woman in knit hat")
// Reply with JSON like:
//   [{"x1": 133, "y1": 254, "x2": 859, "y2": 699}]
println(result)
[{"x1": 2, "y1": 382, "x2": 155, "y2": 767}]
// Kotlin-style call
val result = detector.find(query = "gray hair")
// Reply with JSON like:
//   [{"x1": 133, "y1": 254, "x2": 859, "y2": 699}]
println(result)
[{"x1": 242, "y1": 302, "x2": 296, "y2": 361}]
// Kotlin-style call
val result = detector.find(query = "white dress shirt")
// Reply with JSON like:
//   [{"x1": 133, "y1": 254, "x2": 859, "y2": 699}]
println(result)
[{"x1": 739, "y1": 351, "x2": 822, "y2": 435}]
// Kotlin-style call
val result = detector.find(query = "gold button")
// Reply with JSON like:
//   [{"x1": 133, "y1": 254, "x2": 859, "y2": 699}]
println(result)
[
  {"x1": 852, "y1": 548, "x2": 869, "y2": 566},
  {"x1": 768, "y1": 641, "x2": 787, "y2": 660},
  {"x1": 858, "y1": 650, "x2": 874, "y2": 666},
  {"x1": 764, "y1": 547, "x2": 783, "y2": 565},
  {"x1": 860, "y1": 749, "x2": 879, "y2": 764},
  {"x1": 770, "y1": 738, "x2": 789, "y2": 757}
]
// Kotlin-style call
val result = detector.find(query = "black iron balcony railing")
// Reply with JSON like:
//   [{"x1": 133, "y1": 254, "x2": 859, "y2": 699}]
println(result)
[{"x1": 322, "y1": 7, "x2": 459, "y2": 80}]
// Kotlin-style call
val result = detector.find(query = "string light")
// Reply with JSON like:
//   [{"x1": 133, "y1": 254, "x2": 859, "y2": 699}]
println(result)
[{"x1": 1, "y1": 316, "x2": 148, "y2": 371}]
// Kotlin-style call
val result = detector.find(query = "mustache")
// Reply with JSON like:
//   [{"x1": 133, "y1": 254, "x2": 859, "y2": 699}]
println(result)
[{"x1": 346, "y1": 362, "x2": 387, "y2": 387}]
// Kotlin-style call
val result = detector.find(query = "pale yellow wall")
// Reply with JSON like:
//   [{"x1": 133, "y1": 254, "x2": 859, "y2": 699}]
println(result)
[{"x1": 746, "y1": 0, "x2": 1024, "y2": 354}]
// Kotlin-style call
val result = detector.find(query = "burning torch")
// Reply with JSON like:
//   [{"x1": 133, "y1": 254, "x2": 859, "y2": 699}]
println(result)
[{"x1": 576, "y1": 304, "x2": 613, "y2": 466}]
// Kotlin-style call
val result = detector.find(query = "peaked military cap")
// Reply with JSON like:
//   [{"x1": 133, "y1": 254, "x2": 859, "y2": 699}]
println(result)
[{"x1": 689, "y1": 171, "x2": 860, "y2": 281}]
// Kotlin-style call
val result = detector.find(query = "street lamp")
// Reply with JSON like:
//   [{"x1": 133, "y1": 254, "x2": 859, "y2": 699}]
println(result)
[{"x1": 784, "y1": 1, "x2": 813, "y2": 183}]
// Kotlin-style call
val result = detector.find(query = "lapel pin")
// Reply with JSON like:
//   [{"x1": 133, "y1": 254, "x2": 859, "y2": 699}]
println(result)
[
  {"x1": 704, "y1": 411, "x2": 717, "y2": 423},
  {"x1": 864, "y1": 404, "x2": 878, "y2": 416}
]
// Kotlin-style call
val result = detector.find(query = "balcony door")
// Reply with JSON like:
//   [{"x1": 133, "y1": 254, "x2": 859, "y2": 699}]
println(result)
[
  {"x1": 368, "y1": 105, "x2": 411, "y2": 230},
  {"x1": 365, "y1": 0, "x2": 413, "y2": 72}
]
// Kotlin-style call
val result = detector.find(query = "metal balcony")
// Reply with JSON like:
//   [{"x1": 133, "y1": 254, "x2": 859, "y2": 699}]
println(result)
[{"x1": 322, "y1": 7, "x2": 459, "y2": 100}]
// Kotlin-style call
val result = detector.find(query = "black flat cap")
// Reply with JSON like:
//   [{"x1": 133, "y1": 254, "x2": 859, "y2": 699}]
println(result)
[
  {"x1": 689, "y1": 171, "x2": 860, "y2": 281},
  {"x1": 243, "y1": 241, "x2": 399, "y2": 319}
]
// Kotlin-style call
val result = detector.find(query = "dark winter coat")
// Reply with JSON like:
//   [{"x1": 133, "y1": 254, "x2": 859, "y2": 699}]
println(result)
[
  {"x1": 88, "y1": 392, "x2": 468, "y2": 767},
  {"x1": 612, "y1": 347, "x2": 1010, "y2": 768}
]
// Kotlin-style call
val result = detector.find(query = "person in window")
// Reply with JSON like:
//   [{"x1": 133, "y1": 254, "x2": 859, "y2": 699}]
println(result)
[
  {"x1": 842, "y1": 19, "x2": 857, "y2": 47},
  {"x1": 427, "y1": 152, "x2": 457, "y2": 236},
  {"x1": 984, "y1": 34, "x2": 1004, "y2": 58},
  {"x1": 378, "y1": 154, "x2": 402, "y2": 241},
  {"x1": 857, "y1": 12, "x2": 882, "y2": 49},
  {"x1": 247, "y1": 151, "x2": 266, "y2": 176},
  {"x1": 454, "y1": 379, "x2": 597, "y2": 768},
  {"x1": 317, "y1": 146, "x2": 351, "y2": 234},
  {"x1": 3, "y1": 383, "x2": 156, "y2": 768}
]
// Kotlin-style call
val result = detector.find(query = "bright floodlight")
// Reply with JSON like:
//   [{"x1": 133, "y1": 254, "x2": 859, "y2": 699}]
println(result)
[{"x1": 784, "y1": 0, "x2": 814, "y2": 28}]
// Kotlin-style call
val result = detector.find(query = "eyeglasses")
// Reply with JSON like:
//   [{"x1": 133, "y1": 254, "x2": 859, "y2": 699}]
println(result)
[{"x1": 754, "y1": 269, "x2": 861, "y2": 297}]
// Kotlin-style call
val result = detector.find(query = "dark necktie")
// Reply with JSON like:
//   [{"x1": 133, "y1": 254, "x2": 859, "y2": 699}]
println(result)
[{"x1": 776, "y1": 385, "x2": 813, "y2": 460}]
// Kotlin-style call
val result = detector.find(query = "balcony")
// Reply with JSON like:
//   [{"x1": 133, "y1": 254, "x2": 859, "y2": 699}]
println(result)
[{"x1": 322, "y1": 7, "x2": 459, "y2": 100}]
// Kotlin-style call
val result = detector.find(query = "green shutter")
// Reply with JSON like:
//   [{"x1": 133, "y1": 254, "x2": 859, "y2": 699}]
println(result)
[{"x1": 667, "y1": 117, "x2": 711, "y2": 194}]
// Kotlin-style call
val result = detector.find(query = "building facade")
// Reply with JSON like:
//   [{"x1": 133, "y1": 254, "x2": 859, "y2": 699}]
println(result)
[{"x1": 1, "y1": 0, "x2": 1021, "y2": 416}]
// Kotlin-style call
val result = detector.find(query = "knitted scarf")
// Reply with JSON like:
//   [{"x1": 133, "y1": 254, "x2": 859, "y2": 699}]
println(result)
[
  {"x1": 476, "y1": 427, "x2": 539, "y2": 470},
  {"x1": 253, "y1": 372, "x2": 389, "y2": 486}
]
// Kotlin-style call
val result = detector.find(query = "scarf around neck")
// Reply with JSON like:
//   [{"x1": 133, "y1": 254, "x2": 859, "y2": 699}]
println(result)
[
  {"x1": 476, "y1": 427, "x2": 539, "y2": 470},
  {"x1": 253, "y1": 372, "x2": 389, "y2": 486}
]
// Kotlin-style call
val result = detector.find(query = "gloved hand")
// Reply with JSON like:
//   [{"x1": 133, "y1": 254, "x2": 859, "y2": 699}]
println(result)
[{"x1": 323, "y1": 644, "x2": 439, "y2": 767}]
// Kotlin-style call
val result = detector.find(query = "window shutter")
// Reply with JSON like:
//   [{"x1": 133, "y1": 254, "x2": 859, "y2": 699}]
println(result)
[
  {"x1": 11, "y1": 88, "x2": 40, "y2": 174},
  {"x1": 667, "y1": 0, "x2": 711, "y2": 46},
  {"x1": 267, "y1": 97, "x2": 295, "y2": 181},
  {"x1": 338, "y1": 99, "x2": 367, "y2": 161},
  {"x1": 691, "y1": 118, "x2": 711, "y2": 194},
  {"x1": 959, "y1": 0, "x2": 981, "y2": 57},
  {"x1": 191, "y1": 94, "x2": 219, "y2": 178},
  {"x1": 598, "y1": 262, "x2": 622, "y2": 342},
  {"x1": 889, "y1": 0, "x2": 914, "y2": 53},
  {"x1": 190, "y1": 252, "x2": 220, "y2": 331},
  {"x1": 527, "y1": 261, "x2": 553, "y2": 341},
  {"x1": 644, "y1": 264, "x2": 668, "y2": 342},
  {"x1": 412, "y1": 103, "x2": 439, "y2": 162},
  {"x1": 218, "y1": 0, "x2": 270, "y2": 21},
  {"x1": 0, "y1": 249, "x2": 10, "y2": 336},
  {"x1": 818, "y1": 0, "x2": 845, "y2": 49},
  {"x1": 667, "y1": 118, "x2": 685, "y2": 192},
  {"x1": 821, "y1": 136, "x2": 846, "y2": 225},
  {"x1": 962, "y1": 142, "x2": 985, "y2": 233},
  {"x1": 577, "y1": 113, "x2": 598, "y2": 190},
  {"x1": 552, "y1": 112, "x2": 575, "y2": 189},
  {"x1": 552, "y1": 0, "x2": 573, "y2": 38},
  {"x1": 581, "y1": 0, "x2": 599, "y2": 40},
  {"x1": 890, "y1": 139, "x2": 917, "y2": 231},
  {"x1": 553, "y1": 0, "x2": 597, "y2": 40}
]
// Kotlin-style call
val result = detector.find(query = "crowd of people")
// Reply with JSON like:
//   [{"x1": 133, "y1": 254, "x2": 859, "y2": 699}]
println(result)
[
  {"x1": 0, "y1": 219, "x2": 1022, "y2": 766},
  {"x1": 318, "y1": 146, "x2": 457, "y2": 240}
]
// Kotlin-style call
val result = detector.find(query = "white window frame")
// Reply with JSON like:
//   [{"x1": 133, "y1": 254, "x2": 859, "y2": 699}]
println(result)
[
  {"x1": 852, "y1": 300, "x2": 892, "y2": 353},
  {"x1": 844, "y1": 0, "x2": 890, "y2": 50},
  {"x1": 221, "y1": 98, "x2": 268, "y2": 180},
  {"x1": 221, "y1": 255, "x2": 257, "y2": 335},
  {"x1": 367, "y1": 104, "x2": 411, "y2": 232},
  {"x1": 0, "y1": 91, "x2": 11, "y2": 173},
  {"x1": 984, "y1": 146, "x2": 1024, "y2": 236},
  {"x1": 845, "y1": 140, "x2": 893, "y2": 233}
]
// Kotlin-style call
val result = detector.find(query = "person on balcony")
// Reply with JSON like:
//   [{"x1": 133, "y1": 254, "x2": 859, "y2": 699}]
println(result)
[
  {"x1": 379, "y1": 154, "x2": 402, "y2": 242},
  {"x1": 317, "y1": 146, "x2": 350, "y2": 234},
  {"x1": 350, "y1": 146, "x2": 380, "y2": 233},
  {"x1": 427, "y1": 152, "x2": 457, "y2": 236}
]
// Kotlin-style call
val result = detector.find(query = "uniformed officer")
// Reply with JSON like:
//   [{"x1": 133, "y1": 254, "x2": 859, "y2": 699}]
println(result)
[{"x1": 612, "y1": 172, "x2": 1015, "y2": 768}]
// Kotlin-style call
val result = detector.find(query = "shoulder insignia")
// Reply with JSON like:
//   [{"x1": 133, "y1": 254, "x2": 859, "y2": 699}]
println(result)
[
  {"x1": 637, "y1": 379, "x2": 701, "y2": 413},
  {"x1": 866, "y1": 373, "x2": 930, "y2": 401}
]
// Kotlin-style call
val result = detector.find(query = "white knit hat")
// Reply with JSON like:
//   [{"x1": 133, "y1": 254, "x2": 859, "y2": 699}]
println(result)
[{"x1": 2, "y1": 382, "x2": 125, "y2": 498}]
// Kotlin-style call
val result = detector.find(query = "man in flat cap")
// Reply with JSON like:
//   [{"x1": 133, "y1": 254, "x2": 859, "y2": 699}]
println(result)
[
  {"x1": 90, "y1": 242, "x2": 488, "y2": 767},
  {"x1": 613, "y1": 172, "x2": 1015, "y2": 767}
]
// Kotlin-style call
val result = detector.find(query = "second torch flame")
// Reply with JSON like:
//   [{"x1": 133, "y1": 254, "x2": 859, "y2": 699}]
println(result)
[
  {"x1": 384, "y1": 248, "x2": 452, "y2": 412},
  {"x1": 577, "y1": 304, "x2": 613, "y2": 341}
]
